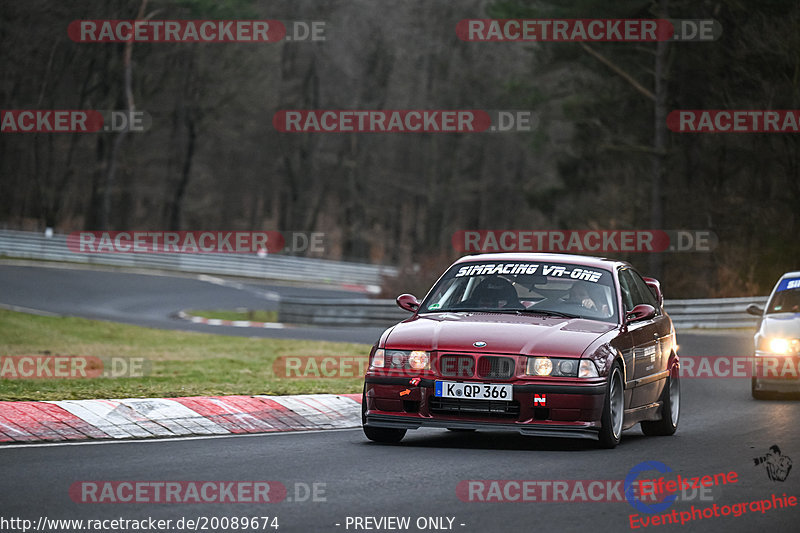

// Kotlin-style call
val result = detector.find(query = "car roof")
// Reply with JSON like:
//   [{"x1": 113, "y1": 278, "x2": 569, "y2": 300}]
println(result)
[
  {"x1": 453, "y1": 252, "x2": 628, "y2": 270},
  {"x1": 779, "y1": 271, "x2": 800, "y2": 279}
]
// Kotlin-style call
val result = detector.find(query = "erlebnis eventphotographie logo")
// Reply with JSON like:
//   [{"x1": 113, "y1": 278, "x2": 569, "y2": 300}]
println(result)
[{"x1": 753, "y1": 445, "x2": 793, "y2": 482}]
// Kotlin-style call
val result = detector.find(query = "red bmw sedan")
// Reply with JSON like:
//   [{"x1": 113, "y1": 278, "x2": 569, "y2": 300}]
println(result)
[{"x1": 362, "y1": 253, "x2": 680, "y2": 448}]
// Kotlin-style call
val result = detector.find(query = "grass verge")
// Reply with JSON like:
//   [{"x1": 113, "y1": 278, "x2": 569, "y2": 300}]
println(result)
[{"x1": 0, "y1": 309, "x2": 369, "y2": 401}]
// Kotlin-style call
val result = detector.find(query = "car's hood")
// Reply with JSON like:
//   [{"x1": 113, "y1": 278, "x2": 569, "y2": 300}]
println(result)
[
  {"x1": 384, "y1": 312, "x2": 616, "y2": 357},
  {"x1": 761, "y1": 313, "x2": 800, "y2": 339}
]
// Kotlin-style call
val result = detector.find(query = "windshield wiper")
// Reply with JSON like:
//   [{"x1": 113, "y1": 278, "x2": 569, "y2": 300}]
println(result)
[
  {"x1": 515, "y1": 309, "x2": 580, "y2": 319},
  {"x1": 438, "y1": 308, "x2": 520, "y2": 314}
]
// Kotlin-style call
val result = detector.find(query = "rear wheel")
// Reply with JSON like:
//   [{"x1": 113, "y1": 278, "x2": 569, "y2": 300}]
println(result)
[
  {"x1": 361, "y1": 387, "x2": 406, "y2": 443},
  {"x1": 598, "y1": 361, "x2": 625, "y2": 448},
  {"x1": 641, "y1": 367, "x2": 679, "y2": 436}
]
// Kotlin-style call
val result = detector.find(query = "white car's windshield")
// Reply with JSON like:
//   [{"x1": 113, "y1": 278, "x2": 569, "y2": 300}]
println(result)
[
  {"x1": 767, "y1": 279, "x2": 800, "y2": 314},
  {"x1": 420, "y1": 261, "x2": 618, "y2": 323}
]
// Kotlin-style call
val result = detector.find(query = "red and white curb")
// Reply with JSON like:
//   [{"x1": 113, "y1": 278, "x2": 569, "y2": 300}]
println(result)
[
  {"x1": 0, "y1": 393, "x2": 362, "y2": 443},
  {"x1": 177, "y1": 311, "x2": 288, "y2": 329}
]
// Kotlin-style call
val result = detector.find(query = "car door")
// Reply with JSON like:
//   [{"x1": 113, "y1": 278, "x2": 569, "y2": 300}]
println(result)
[
  {"x1": 618, "y1": 268, "x2": 663, "y2": 407},
  {"x1": 630, "y1": 269, "x2": 673, "y2": 382}
]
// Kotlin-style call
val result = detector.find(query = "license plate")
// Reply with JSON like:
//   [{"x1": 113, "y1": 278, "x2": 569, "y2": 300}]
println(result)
[{"x1": 435, "y1": 381, "x2": 512, "y2": 401}]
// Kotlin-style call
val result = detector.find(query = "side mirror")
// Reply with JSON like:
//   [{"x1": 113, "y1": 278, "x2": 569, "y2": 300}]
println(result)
[
  {"x1": 626, "y1": 304, "x2": 657, "y2": 323},
  {"x1": 396, "y1": 294, "x2": 420, "y2": 313},
  {"x1": 746, "y1": 304, "x2": 764, "y2": 316},
  {"x1": 642, "y1": 277, "x2": 663, "y2": 307}
]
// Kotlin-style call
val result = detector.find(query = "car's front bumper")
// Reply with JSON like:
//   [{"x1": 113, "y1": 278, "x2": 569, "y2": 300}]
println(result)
[
  {"x1": 363, "y1": 375, "x2": 607, "y2": 440},
  {"x1": 752, "y1": 353, "x2": 800, "y2": 392}
]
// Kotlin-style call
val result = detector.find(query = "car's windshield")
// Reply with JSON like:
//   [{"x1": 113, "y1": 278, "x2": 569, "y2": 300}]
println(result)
[
  {"x1": 767, "y1": 278, "x2": 800, "y2": 314},
  {"x1": 420, "y1": 261, "x2": 618, "y2": 323}
]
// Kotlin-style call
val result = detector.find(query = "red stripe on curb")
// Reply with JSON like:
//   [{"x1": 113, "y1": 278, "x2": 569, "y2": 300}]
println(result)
[
  {"x1": 9, "y1": 402, "x2": 89, "y2": 441},
  {"x1": 0, "y1": 403, "x2": 62, "y2": 441},
  {"x1": 222, "y1": 396, "x2": 295, "y2": 431},
  {"x1": 254, "y1": 396, "x2": 318, "y2": 429},
  {"x1": 174, "y1": 396, "x2": 280, "y2": 433},
  {"x1": 0, "y1": 413, "x2": 39, "y2": 442},
  {"x1": 341, "y1": 393, "x2": 362, "y2": 403},
  {"x1": 37, "y1": 402, "x2": 111, "y2": 439}
]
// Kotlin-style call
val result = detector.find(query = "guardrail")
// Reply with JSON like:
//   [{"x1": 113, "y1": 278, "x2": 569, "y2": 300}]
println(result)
[
  {"x1": 0, "y1": 229, "x2": 397, "y2": 288},
  {"x1": 279, "y1": 296, "x2": 769, "y2": 329},
  {"x1": 664, "y1": 296, "x2": 767, "y2": 329},
  {"x1": 278, "y1": 298, "x2": 409, "y2": 327}
]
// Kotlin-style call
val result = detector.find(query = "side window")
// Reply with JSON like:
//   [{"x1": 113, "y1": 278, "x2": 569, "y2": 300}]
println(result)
[
  {"x1": 618, "y1": 269, "x2": 637, "y2": 312},
  {"x1": 630, "y1": 270, "x2": 660, "y2": 309}
]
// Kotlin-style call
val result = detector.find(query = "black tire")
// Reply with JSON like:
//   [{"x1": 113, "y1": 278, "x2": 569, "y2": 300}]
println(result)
[
  {"x1": 641, "y1": 367, "x2": 679, "y2": 436},
  {"x1": 598, "y1": 361, "x2": 625, "y2": 449},
  {"x1": 361, "y1": 387, "x2": 407, "y2": 443},
  {"x1": 363, "y1": 425, "x2": 407, "y2": 443},
  {"x1": 751, "y1": 377, "x2": 773, "y2": 400}
]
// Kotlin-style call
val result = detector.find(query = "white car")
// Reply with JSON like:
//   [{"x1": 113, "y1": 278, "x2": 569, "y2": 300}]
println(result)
[{"x1": 747, "y1": 271, "x2": 800, "y2": 398}]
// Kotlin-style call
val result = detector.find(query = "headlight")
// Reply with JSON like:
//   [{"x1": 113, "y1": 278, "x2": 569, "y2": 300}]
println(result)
[
  {"x1": 526, "y1": 357, "x2": 598, "y2": 378},
  {"x1": 757, "y1": 337, "x2": 798, "y2": 355},
  {"x1": 371, "y1": 349, "x2": 430, "y2": 371},
  {"x1": 408, "y1": 351, "x2": 429, "y2": 370},
  {"x1": 769, "y1": 338, "x2": 791, "y2": 354},
  {"x1": 528, "y1": 357, "x2": 554, "y2": 376}
]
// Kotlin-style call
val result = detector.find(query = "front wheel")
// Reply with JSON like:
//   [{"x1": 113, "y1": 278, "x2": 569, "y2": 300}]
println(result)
[
  {"x1": 641, "y1": 368, "x2": 679, "y2": 436},
  {"x1": 751, "y1": 377, "x2": 773, "y2": 400},
  {"x1": 598, "y1": 361, "x2": 625, "y2": 448},
  {"x1": 363, "y1": 425, "x2": 407, "y2": 443},
  {"x1": 362, "y1": 387, "x2": 406, "y2": 443}
]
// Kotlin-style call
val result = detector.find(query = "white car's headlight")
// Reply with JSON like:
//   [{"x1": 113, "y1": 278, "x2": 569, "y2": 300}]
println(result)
[
  {"x1": 757, "y1": 337, "x2": 798, "y2": 355},
  {"x1": 769, "y1": 338, "x2": 791, "y2": 354}
]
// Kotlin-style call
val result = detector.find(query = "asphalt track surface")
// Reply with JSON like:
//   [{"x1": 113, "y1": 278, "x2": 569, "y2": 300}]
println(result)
[
  {"x1": 0, "y1": 262, "x2": 385, "y2": 343},
  {"x1": 1, "y1": 263, "x2": 799, "y2": 532}
]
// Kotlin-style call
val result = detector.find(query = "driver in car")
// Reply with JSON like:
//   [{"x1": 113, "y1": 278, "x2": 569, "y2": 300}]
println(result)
[
  {"x1": 565, "y1": 283, "x2": 609, "y2": 315},
  {"x1": 465, "y1": 276, "x2": 522, "y2": 309}
]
